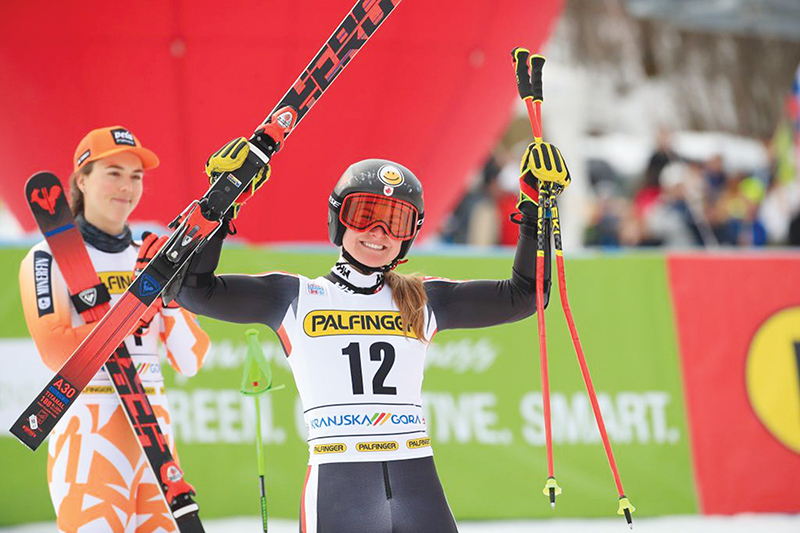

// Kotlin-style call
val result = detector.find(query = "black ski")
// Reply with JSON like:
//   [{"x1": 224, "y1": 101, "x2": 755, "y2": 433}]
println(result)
[{"x1": 10, "y1": 0, "x2": 403, "y2": 449}]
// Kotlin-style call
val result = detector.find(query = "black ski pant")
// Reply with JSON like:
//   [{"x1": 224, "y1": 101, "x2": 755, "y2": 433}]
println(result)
[{"x1": 300, "y1": 456, "x2": 459, "y2": 533}]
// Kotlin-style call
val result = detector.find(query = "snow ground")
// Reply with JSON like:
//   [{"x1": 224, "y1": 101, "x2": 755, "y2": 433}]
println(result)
[{"x1": 2, "y1": 514, "x2": 799, "y2": 533}]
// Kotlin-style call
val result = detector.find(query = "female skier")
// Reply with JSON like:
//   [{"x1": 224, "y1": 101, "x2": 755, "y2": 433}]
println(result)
[
  {"x1": 177, "y1": 138, "x2": 570, "y2": 532},
  {"x1": 19, "y1": 126, "x2": 210, "y2": 532}
]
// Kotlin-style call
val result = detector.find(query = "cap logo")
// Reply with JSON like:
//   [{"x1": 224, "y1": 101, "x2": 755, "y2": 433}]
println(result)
[
  {"x1": 383, "y1": 185, "x2": 394, "y2": 196},
  {"x1": 111, "y1": 128, "x2": 136, "y2": 147},
  {"x1": 378, "y1": 165, "x2": 404, "y2": 187},
  {"x1": 77, "y1": 150, "x2": 91, "y2": 167}
]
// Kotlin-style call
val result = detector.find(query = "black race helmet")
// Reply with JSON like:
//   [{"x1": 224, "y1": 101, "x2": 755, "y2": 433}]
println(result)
[{"x1": 328, "y1": 159, "x2": 424, "y2": 265}]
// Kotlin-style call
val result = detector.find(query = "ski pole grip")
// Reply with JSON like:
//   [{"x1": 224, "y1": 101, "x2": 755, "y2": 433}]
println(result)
[
  {"x1": 530, "y1": 54, "x2": 546, "y2": 102},
  {"x1": 511, "y1": 47, "x2": 534, "y2": 100}
]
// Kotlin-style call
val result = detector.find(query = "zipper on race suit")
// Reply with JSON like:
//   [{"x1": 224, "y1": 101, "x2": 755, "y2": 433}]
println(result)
[{"x1": 382, "y1": 462, "x2": 393, "y2": 500}]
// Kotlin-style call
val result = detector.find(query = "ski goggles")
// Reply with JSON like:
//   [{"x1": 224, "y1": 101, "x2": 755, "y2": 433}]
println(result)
[{"x1": 339, "y1": 193, "x2": 420, "y2": 241}]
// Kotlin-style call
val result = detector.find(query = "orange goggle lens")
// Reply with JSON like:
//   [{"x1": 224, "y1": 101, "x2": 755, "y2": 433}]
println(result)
[{"x1": 339, "y1": 193, "x2": 419, "y2": 241}]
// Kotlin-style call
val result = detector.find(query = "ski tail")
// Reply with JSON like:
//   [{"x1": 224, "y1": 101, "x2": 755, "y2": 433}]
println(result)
[{"x1": 9, "y1": 372, "x2": 78, "y2": 450}]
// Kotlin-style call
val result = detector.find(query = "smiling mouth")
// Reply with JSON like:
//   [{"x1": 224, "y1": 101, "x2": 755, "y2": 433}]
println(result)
[{"x1": 360, "y1": 241, "x2": 387, "y2": 251}]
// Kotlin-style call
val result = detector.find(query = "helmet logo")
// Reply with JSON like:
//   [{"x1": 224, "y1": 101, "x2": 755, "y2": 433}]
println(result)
[
  {"x1": 383, "y1": 185, "x2": 394, "y2": 196},
  {"x1": 378, "y1": 165, "x2": 404, "y2": 187}
]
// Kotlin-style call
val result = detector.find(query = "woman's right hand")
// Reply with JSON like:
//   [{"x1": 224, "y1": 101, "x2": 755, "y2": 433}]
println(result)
[{"x1": 206, "y1": 137, "x2": 271, "y2": 217}]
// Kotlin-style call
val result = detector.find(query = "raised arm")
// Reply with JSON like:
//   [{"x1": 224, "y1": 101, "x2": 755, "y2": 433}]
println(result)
[
  {"x1": 425, "y1": 216, "x2": 550, "y2": 331},
  {"x1": 174, "y1": 138, "x2": 298, "y2": 329},
  {"x1": 175, "y1": 228, "x2": 299, "y2": 330},
  {"x1": 426, "y1": 141, "x2": 573, "y2": 332}
]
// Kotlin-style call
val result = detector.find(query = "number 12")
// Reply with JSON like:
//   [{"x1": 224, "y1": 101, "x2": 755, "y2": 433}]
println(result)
[{"x1": 342, "y1": 342, "x2": 397, "y2": 395}]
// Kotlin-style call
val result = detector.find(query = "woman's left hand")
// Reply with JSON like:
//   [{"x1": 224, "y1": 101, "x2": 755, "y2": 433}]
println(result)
[{"x1": 521, "y1": 141, "x2": 571, "y2": 192}]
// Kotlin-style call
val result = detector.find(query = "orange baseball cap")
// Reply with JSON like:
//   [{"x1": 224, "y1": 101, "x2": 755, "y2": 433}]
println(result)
[{"x1": 73, "y1": 126, "x2": 160, "y2": 172}]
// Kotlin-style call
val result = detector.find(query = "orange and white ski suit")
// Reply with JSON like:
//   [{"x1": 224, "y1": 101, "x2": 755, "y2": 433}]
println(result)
[{"x1": 20, "y1": 239, "x2": 210, "y2": 533}]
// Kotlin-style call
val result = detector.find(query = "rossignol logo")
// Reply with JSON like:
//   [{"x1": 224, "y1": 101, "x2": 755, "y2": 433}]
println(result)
[
  {"x1": 30, "y1": 186, "x2": 61, "y2": 216},
  {"x1": 309, "y1": 412, "x2": 424, "y2": 429},
  {"x1": 313, "y1": 443, "x2": 347, "y2": 454},
  {"x1": 111, "y1": 128, "x2": 136, "y2": 146},
  {"x1": 356, "y1": 441, "x2": 399, "y2": 452},
  {"x1": 303, "y1": 310, "x2": 416, "y2": 338},
  {"x1": 33, "y1": 251, "x2": 54, "y2": 316},
  {"x1": 78, "y1": 288, "x2": 97, "y2": 307},
  {"x1": 97, "y1": 271, "x2": 133, "y2": 294},
  {"x1": 406, "y1": 437, "x2": 431, "y2": 449},
  {"x1": 137, "y1": 273, "x2": 162, "y2": 298}
]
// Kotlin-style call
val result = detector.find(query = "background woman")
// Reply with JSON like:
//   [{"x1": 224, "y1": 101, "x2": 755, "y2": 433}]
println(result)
[{"x1": 19, "y1": 126, "x2": 210, "y2": 532}]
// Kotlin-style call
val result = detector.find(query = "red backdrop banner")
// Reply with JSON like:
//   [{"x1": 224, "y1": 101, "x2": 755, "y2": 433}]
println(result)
[
  {"x1": 0, "y1": 0, "x2": 561, "y2": 243},
  {"x1": 668, "y1": 253, "x2": 800, "y2": 514}
]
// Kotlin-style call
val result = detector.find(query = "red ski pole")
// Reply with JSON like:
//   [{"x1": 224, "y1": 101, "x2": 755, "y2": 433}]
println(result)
[
  {"x1": 511, "y1": 47, "x2": 561, "y2": 507},
  {"x1": 511, "y1": 47, "x2": 635, "y2": 527},
  {"x1": 549, "y1": 190, "x2": 635, "y2": 527}
]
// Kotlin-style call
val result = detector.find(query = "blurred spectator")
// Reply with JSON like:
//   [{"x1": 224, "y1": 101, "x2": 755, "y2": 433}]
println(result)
[
  {"x1": 715, "y1": 173, "x2": 767, "y2": 246},
  {"x1": 644, "y1": 163, "x2": 696, "y2": 247},
  {"x1": 580, "y1": 131, "x2": 798, "y2": 248},
  {"x1": 644, "y1": 128, "x2": 680, "y2": 190},
  {"x1": 760, "y1": 136, "x2": 800, "y2": 244},
  {"x1": 634, "y1": 128, "x2": 681, "y2": 228},
  {"x1": 585, "y1": 193, "x2": 626, "y2": 246},
  {"x1": 704, "y1": 154, "x2": 727, "y2": 199},
  {"x1": 789, "y1": 212, "x2": 800, "y2": 245},
  {"x1": 440, "y1": 152, "x2": 518, "y2": 246},
  {"x1": 442, "y1": 123, "x2": 799, "y2": 249}
]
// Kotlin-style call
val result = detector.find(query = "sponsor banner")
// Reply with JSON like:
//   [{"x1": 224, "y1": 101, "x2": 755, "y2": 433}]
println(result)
[
  {"x1": 303, "y1": 310, "x2": 414, "y2": 338},
  {"x1": 668, "y1": 253, "x2": 800, "y2": 514},
  {"x1": 0, "y1": 248, "x2": 694, "y2": 523},
  {"x1": 97, "y1": 271, "x2": 133, "y2": 294},
  {"x1": 356, "y1": 440, "x2": 399, "y2": 452},
  {"x1": 305, "y1": 405, "x2": 426, "y2": 439},
  {"x1": 313, "y1": 443, "x2": 346, "y2": 455},
  {"x1": 407, "y1": 437, "x2": 431, "y2": 449}
]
